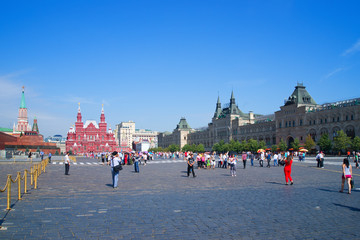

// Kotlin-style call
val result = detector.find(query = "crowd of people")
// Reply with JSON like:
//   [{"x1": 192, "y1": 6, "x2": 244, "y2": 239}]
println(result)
[{"x1": 67, "y1": 149, "x2": 359, "y2": 193}]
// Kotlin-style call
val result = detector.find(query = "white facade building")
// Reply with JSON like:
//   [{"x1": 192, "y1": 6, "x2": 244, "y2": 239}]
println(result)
[{"x1": 116, "y1": 121, "x2": 158, "y2": 149}]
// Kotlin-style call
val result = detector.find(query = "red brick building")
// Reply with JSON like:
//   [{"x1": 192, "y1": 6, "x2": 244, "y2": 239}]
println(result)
[{"x1": 65, "y1": 104, "x2": 117, "y2": 154}]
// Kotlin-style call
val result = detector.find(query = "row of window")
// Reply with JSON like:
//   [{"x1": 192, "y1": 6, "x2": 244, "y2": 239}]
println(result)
[{"x1": 279, "y1": 114, "x2": 355, "y2": 128}]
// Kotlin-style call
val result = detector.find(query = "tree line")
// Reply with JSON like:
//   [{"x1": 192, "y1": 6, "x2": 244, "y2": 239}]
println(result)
[{"x1": 149, "y1": 130, "x2": 360, "y2": 154}]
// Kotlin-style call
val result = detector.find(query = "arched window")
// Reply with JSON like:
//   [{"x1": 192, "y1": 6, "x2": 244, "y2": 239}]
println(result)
[
  {"x1": 309, "y1": 129, "x2": 317, "y2": 141},
  {"x1": 332, "y1": 127, "x2": 341, "y2": 137},
  {"x1": 345, "y1": 125, "x2": 355, "y2": 139}
]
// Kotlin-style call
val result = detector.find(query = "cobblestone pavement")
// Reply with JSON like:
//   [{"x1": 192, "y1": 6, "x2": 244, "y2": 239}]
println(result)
[{"x1": 0, "y1": 157, "x2": 359, "y2": 239}]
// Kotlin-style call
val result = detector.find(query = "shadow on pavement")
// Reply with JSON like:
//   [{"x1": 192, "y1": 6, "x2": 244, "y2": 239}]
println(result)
[
  {"x1": 333, "y1": 203, "x2": 360, "y2": 212},
  {"x1": 266, "y1": 181, "x2": 283, "y2": 185},
  {"x1": 318, "y1": 188, "x2": 339, "y2": 193}
]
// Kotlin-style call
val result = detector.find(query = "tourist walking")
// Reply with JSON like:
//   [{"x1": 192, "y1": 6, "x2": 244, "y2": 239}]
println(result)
[
  {"x1": 110, "y1": 151, "x2": 122, "y2": 188},
  {"x1": 354, "y1": 152, "x2": 359, "y2": 169},
  {"x1": 273, "y1": 153, "x2": 279, "y2": 166},
  {"x1": 339, "y1": 158, "x2": 353, "y2": 194},
  {"x1": 259, "y1": 152, "x2": 265, "y2": 167},
  {"x1": 266, "y1": 152, "x2": 271, "y2": 168},
  {"x1": 250, "y1": 152, "x2": 254, "y2": 166},
  {"x1": 143, "y1": 153, "x2": 148, "y2": 165},
  {"x1": 242, "y1": 152, "x2": 247, "y2": 169},
  {"x1": 283, "y1": 155, "x2": 293, "y2": 185},
  {"x1": 48, "y1": 152, "x2": 52, "y2": 163},
  {"x1": 187, "y1": 153, "x2": 196, "y2": 177},
  {"x1": 134, "y1": 153, "x2": 140, "y2": 173},
  {"x1": 211, "y1": 153, "x2": 216, "y2": 170},
  {"x1": 222, "y1": 153, "x2": 228, "y2": 168},
  {"x1": 229, "y1": 155, "x2": 236, "y2": 176},
  {"x1": 64, "y1": 152, "x2": 70, "y2": 175},
  {"x1": 218, "y1": 153, "x2": 223, "y2": 168}
]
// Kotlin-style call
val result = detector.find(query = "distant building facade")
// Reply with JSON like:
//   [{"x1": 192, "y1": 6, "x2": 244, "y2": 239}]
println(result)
[
  {"x1": 115, "y1": 121, "x2": 158, "y2": 150},
  {"x1": 158, "y1": 117, "x2": 194, "y2": 149},
  {"x1": 65, "y1": 104, "x2": 117, "y2": 154},
  {"x1": 45, "y1": 135, "x2": 66, "y2": 154},
  {"x1": 158, "y1": 84, "x2": 360, "y2": 151}
]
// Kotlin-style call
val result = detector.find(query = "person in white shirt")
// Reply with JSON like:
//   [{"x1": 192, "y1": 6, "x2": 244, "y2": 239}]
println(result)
[
  {"x1": 273, "y1": 153, "x2": 278, "y2": 167},
  {"x1": 260, "y1": 152, "x2": 265, "y2": 167},
  {"x1": 110, "y1": 151, "x2": 122, "y2": 188},
  {"x1": 64, "y1": 152, "x2": 70, "y2": 175}
]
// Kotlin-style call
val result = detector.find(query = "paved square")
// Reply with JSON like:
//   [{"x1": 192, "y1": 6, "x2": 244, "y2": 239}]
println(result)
[{"x1": 1, "y1": 157, "x2": 359, "y2": 239}]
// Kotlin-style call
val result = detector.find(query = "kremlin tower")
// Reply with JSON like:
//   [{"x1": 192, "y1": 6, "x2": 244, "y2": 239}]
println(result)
[{"x1": 13, "y1": 86, "x2": 31, "y2": 135}]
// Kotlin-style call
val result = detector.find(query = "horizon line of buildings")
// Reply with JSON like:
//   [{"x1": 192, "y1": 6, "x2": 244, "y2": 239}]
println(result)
[{"x1": 158, "y1": 83, "x2": 360, "y2": 151}]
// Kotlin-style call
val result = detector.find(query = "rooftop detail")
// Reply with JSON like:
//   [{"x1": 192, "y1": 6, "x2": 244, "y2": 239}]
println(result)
[
  {"x1": 307, "y1": 98, "x2": 360, "y2": 112},
  {"x1": 84, "y1": 120, "x2": 99, "y2": 129},
  {"x1": 284, "y1": 83, "x2": 317, "y2": 106},
  {"x1": 20, "y1": 86, "x2": 26, "y2": 109},
  {"x1": 176, "y1": 117, "x2": 191, "y2": 130}
]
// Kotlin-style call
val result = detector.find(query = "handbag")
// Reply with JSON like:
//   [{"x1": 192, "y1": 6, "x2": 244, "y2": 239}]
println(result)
[{"x1": 113, "y1": 164, "x2": 122, "y2": 172}]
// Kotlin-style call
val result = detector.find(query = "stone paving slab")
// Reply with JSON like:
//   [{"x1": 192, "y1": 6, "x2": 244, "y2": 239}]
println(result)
[{"x1": 0, "y1": 157, "x2": 359, "y2": 239}]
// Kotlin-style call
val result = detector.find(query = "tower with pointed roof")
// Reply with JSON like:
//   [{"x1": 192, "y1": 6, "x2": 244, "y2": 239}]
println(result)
[
  {"x1": 13, "y1": 86, "x2": 31, "y2": 134},
  {"x1": 32, "y1": 117, "x2": 39, "y2": 133},
  {"x1": 213, "y1": 96, "x2": 222, "y2": 119}
]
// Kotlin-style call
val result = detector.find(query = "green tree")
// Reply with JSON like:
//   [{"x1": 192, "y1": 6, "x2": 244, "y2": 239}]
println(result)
[
  {"x1": 212, "y1": 143, "x2": 219, "y2": 152},
  {"x1": 278, "y1": 139, "x2": 287, "y2": 151},
  {"x1": 55, "y1": 150, "x2": 59, "y2": 155},
  {"x1": 239, "y1": 140, "x2": 248, "y2": 152},
  {"x1": 223, "y1": 143, "x2": 230, "y2": 153},
  {"x1": 25, "y1": 147, "x2": 29, "y2": 153},
  {"x1": 36, "y1": 147, "x2": 41, "y2": 153},
  {"x1": 68, "y1": 150, "x2": 73, "y2": 155},
  {"x1": 352, "y1": 136, "x2": 360, "y2": 151},
  {"x1": 258, "y1": 140, "x2": 266, "y2": 150},
  {"x1": 271, "y1": 144, "x2": 278, "y2": 153},
  {"x1": 182, "y1": 144, "x2": 191, "y2": 152},
  {"x1": 213, "y1": 140, "x2": 227, "y2": 153},
  {"x1": 317, "y1": 134, "x2": 332, "y2": 153},
  {"x1": 196, "y1": 144, "x2": 205, "y2": 153},
  {"x1": 168, "y1": 144, "x2": 180, "y2": 153},
  {"x1": 304, "y1": 134, "x2": 316, "y2": 151},
  {"x1": 229, "y1": 140, "x2": 240, "y2": 153},
  {"x1": 290, "y1": 138, "x2": 300, "y2": 151},
  {"x1": 333, "y1": 130, "x2": 351, "y2": 153},
  {"x1": 247, "y1": 139, "x2": 259, "y2": 153}
]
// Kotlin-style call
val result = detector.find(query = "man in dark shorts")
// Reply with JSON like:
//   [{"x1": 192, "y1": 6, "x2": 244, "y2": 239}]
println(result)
[{"x1": 187, "y1": 153, "x2": 196, "y2": 177}]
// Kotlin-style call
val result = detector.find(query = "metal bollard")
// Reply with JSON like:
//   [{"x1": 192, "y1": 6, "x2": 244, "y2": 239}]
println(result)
[
  {"x1": 24, "y1": 170, "x2": 27, "y2": 194},
  {"x1": 17, "y1": 172, "x2": 21, "y2": 200},
  {"x1": 30, "y1": 167, "x2": 33, "y2": 186},
  {"x1": 7, "y1": 175, "x2": 11, "y2": 210},
  {"x1": 34, "y1": 170, "x2": 37, "y2": 189}
]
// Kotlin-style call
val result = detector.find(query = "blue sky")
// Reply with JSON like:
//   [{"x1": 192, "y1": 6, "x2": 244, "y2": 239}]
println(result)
[{"x1": 1, "y1": 0, "x2": 360, "y2": 137}]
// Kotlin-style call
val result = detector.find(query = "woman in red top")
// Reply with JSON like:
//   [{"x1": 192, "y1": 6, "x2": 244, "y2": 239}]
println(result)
[{"x1": 284, "y1": 155, "x2": 294, "y2": 185}]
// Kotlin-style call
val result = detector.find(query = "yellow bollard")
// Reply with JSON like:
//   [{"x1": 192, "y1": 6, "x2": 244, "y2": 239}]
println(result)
[
  {"x1": 17, "y1": 172, "x2": 21, "y2": 200},
  {"x1": 30, "y1": 167, "x2": 33, "y2": 186},
  {"x1": 7, "y1": 175, "x2": 11, "y2": 210},
  {"x1": 24, "y1": 170, "x2": 27, "y2": 194},
  {"x1": 34, "y1": 170, "x2": 37, "y2": 189}
]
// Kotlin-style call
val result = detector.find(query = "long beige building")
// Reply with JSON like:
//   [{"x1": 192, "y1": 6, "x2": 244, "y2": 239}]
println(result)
[{"x1": 158, "y1": 83, "x2": 360, "y2": 151}]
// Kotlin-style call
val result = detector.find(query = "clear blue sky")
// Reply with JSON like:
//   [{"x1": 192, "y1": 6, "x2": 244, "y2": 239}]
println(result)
[{"x1": 1, "y1": 0, "x2": 360, "y2": 137}]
